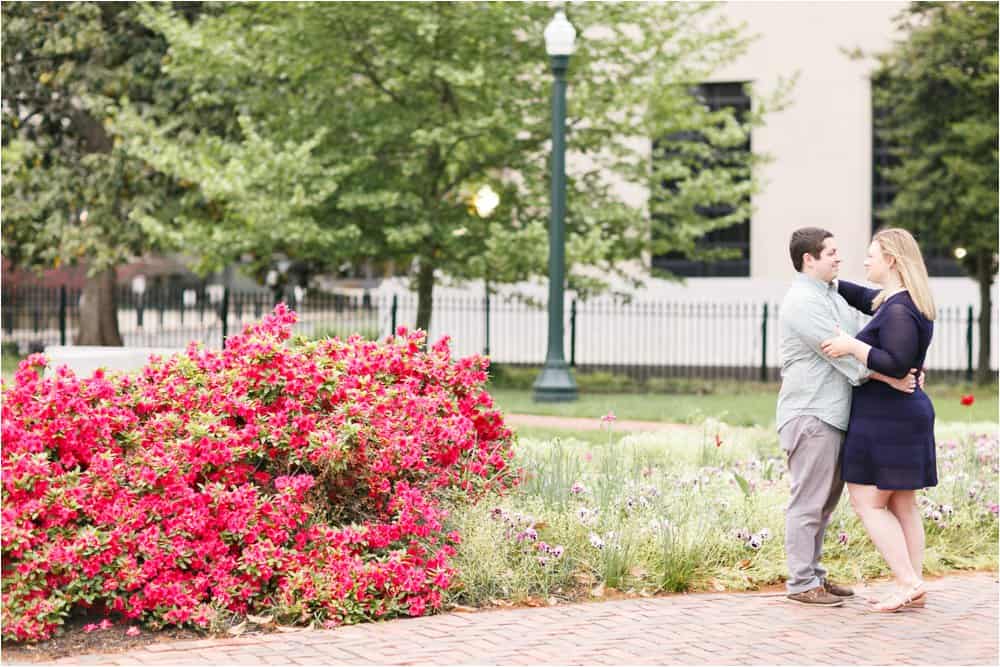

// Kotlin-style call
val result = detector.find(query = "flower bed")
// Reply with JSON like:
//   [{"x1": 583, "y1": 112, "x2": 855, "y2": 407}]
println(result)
[
  {"x1": 2, "y1": 305, "x2": 517, "y2": 642},
  {"x1": 448, "y1": 421, "x2": 999, "y2": 605}
]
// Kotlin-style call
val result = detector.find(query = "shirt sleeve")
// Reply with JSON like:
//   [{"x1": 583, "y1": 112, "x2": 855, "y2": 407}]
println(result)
[
  {"x1": 836, "y1": 280, "x2": 880, "y2": 316},
  {"x1": 786, "y1": 296, "x2": 871, "y2": 386},
  {"x1": 865, "y1": 303, "x2": 920, "y2": 378}
]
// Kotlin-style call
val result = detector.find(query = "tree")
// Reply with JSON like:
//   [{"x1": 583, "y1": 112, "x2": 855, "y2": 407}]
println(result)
[
  {"x1": 1, "y1": 2, "x2": 214, "y2": 345},
  {"x1": 872, "y1": 2, "x2": 998, "y2": 383},
  {"x1": 122, "y1": 2, "x2": 785, "y2": 332}
]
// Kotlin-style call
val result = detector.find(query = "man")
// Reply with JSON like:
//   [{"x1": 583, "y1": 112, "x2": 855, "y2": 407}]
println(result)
[{"x1": 777, "y1": 227, "x2": 917, "y2": 607}]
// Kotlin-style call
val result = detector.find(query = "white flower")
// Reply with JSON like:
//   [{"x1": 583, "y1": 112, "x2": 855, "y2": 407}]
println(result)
[
  {"x1": 648, "y1": 518, "x2": 671, "y2": 533},
  {"x1": 758, "y1": 528, "x2": 771, "y2": 541},
  {"x1": 747, "y1": 534, "x2": 763, "y2": 550},
  {"x1": 589, "y1": 532, "x2": 605, "y2": 550}
]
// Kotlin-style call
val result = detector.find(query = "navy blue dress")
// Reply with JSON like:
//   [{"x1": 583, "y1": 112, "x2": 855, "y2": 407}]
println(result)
[{"x1": 837, "y1": 281, "x2": 937, "y2": 490}]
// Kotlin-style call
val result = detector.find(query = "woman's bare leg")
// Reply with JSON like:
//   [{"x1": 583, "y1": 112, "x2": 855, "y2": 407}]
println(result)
[
  {"x1": 847, "y1": 483, "x2": 921, "y2": 588},
  {"x1": 887, "y1": 490, "x2": 925, "y2": 580}
]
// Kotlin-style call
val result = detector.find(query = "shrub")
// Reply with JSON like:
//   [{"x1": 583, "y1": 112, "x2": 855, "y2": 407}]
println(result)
[{"x1": 1, "y1": 305, "x2": 517, "y2": 642}]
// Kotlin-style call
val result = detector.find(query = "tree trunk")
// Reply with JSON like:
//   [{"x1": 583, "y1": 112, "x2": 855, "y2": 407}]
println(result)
[
  {"x1": 76, "y1": 268, "x2": 123, "y2": 346},
  {"x1": 415, "y1": 257, "x2": 435, "y2": 333},
  {"x1": 976, "y1": 252, "x2": 994, "y2": 385}
]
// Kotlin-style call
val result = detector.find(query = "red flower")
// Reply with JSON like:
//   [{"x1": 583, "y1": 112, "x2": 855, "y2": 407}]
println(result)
[{"x1": 961, "y1": 394, "x2": 975, "y2": 406}]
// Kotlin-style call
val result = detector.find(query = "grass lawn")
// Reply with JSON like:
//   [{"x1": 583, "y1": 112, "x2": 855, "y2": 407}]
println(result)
[
  {"x1": 492, "y1": 383, "x2": 998, "y2": 426},
  {"x1": 2, "y1": 354, "x2": 20, "y2": 382}
]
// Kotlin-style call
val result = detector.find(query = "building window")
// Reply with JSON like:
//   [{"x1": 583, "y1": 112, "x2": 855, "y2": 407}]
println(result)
[
  {"x1": 651, "y1": 82, "x2": 752, "y2": 278},
  {"x1": 872, "y1": 89, "x2": 963, "y2": 276}
]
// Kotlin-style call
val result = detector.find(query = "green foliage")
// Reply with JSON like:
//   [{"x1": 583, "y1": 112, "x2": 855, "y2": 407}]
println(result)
[
  {"x1": 874, "y1": 2, "x2": 998, "y2": 267},
  {"x1": 0, "y1": 2, "x2": 205, "y2": 274},
  {"x1": 307, "y1": 325, "x2": 382, "y2": 342},
  {"x1": 118, "y1": 3, "x2": 788, "y2": 326},
  {"x1": 872, "y1": 2, "x2": 998, "y2": 380}
]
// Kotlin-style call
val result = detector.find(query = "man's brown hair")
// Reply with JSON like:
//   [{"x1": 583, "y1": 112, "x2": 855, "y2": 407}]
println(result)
[{"x1": 789, "y1": 227, "x2": 833, "y2": 272}]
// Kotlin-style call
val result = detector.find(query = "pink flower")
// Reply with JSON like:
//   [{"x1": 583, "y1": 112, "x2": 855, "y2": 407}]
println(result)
[
  {"x1": 0, "y1": 305, "x2": 518, "y2": 642},
  {"x1": 83, "y1": 624, "x2": 99, "y2": 633},
  {"x1": 126, "y1": 626, "x2": 141, "y2": 637},
  {"x1": 600, "y1": 412, "x2": 616, "y2": 425}
]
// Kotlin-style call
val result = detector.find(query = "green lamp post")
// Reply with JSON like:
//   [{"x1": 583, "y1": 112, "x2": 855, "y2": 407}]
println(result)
[{"x1": 533, "y1": 10, "x2": 578, "y2": 403}]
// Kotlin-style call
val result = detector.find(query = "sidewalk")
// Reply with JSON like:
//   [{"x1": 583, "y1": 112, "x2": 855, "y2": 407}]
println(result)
[{"x1": 35, "y1": 572, "x2": 997, "y2": 666}]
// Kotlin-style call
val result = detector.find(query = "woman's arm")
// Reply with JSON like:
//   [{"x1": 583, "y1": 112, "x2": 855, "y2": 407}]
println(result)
[
  {"x1": 820, "y1": 303, "x2": 920, "y2": 379},
  {"x1": 837, "y1": 280, "x2": 880, "y2": 316}
]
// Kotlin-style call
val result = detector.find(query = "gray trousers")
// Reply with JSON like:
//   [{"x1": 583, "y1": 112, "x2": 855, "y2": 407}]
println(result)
[{"x1": 779, "y1": 415, "x2": 845, "y2": 594}]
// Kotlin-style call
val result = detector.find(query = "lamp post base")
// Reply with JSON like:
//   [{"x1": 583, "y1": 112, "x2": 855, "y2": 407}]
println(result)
[{"x1": 532, "y1": 360, "x2": 578, "y2": 402}]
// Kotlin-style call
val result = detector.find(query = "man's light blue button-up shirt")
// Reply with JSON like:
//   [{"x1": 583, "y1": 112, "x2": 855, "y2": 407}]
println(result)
[{"x1": 776, "y1": 273, "x2": 870, "y2": 433}]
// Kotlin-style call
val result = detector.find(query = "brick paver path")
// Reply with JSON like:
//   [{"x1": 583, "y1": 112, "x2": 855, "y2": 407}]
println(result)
[{"x1": 35, "y1": 572, "x2": 996, "y2": 666}]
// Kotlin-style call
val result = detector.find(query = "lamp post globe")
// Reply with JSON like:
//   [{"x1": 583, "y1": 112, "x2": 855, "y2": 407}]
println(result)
[
  {"x1": 473, "y1": 184, "x2": 500, "y2": 218},
  {"x1": 533, "y1": 10, "x2": 578, "y2": 403}
]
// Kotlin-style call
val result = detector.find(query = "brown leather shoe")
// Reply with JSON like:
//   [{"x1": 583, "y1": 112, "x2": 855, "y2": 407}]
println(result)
[
  {"x1": 822, "y1": 578, "x2": 855, "y2": 597},
  {"x1": 787, "y1": 585, "x2": 845, "y2": 606}
]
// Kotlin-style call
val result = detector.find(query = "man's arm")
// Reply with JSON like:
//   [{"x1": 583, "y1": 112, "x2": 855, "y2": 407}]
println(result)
[
  {"x1": 870, "y1": 369, "x2": 917, "y2": 393},
  {"x1": 785, "y1": 295, "x2": 871, "y2": 386}
]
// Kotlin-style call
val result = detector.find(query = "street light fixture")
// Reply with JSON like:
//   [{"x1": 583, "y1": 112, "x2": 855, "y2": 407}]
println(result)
[
  {"x1": 473, "y1": 185, "x2": 500, "y2": 218},
  {"x1": 472, "y1": 184, "x2": 501, "y2": 357},
  {"x1": 131, "y1": 274, "x2": 147, "y2": 329},
  {"x1": 533, "y1": 9, "x2": 578, "y2": 402}
]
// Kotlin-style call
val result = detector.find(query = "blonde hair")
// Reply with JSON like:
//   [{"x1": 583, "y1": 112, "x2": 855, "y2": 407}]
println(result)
[{"x1": 871, "y1": 228, "x2": 936, "y2": 320}]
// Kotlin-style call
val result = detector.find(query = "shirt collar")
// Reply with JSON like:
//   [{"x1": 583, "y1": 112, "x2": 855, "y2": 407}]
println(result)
[{"x1": 794, "y1": 272, "x2": 836, "y2": 293}]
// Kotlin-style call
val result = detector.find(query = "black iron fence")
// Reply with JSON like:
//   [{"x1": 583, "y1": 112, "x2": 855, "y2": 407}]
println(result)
[{"x1": 2, "y1": 285, "x2": 995, "y2": 381}]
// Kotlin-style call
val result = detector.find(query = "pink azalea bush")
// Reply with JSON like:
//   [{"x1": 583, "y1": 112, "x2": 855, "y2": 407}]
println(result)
[{"x1": 2, "y1": 305, "x2": 517, "y2": 642}]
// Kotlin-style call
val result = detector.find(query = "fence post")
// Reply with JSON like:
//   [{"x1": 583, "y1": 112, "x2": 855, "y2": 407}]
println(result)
[
  {"x1": 570, "y1": 298, "x2": 577, "y2": 368},
  {"x1": 58, "y1": 285, "x2": 67, "y2": 346},
  {"x1": 760, "y1": 302, "x2": 769, "y2": 382},
  {"x1": 220, "y1": 287, "x2": 230, "y2": 348},
  {"x1": 390, "y1": 294, "x2": 398, "y2": 338},
  {"x1": 483, "y1": 290, "x2": 491, "y2": 357},
  {"x1": 966, "y1": 305, "x2": 974, "y2": 383}
]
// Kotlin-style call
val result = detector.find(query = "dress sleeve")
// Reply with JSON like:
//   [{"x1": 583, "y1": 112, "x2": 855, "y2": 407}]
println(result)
[
  {"x1": 837, "y1": 280, "x2": 880, "y2": 316},
  {"x1": 865, "y1": 303, "x2": 920, "y2": 378}
]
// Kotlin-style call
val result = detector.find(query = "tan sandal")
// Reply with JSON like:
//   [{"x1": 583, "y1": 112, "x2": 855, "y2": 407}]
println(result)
[{"x1": 872, "y1": 582, "x2": 925, "y2": 613}]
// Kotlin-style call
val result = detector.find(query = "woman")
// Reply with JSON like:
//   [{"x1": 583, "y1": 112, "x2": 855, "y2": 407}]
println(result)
[{"x1": 820, "y1": 228, "x2": 936, "y2": 613}]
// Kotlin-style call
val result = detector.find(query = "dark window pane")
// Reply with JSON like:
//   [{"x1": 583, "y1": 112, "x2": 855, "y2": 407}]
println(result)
[{"x1": 652, "y1": 82, "x2": 751, "y2": 278}]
